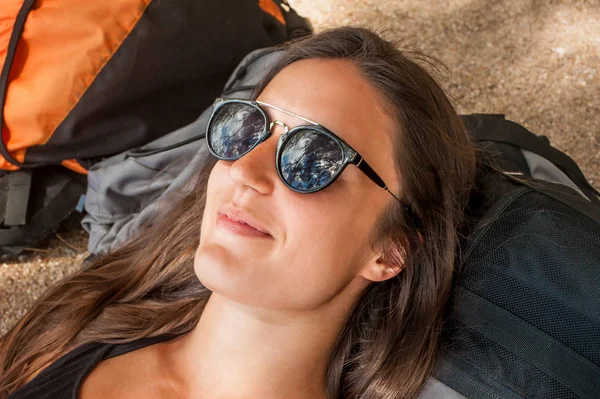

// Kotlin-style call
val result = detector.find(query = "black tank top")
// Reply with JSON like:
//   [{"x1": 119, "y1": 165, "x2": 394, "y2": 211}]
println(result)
[{"x1": 7, "y1": 332, "x2": 185, "y2": 399}]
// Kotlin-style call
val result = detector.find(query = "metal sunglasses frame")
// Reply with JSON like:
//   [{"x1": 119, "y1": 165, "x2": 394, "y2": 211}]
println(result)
[{"x1": 206, "y1": 97, "x2": 409, "y2": 209}]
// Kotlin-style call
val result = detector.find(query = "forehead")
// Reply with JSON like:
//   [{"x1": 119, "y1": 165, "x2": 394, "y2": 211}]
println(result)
[{"x1": 257, "y1": 58, "x2": 398, "y2": 190}]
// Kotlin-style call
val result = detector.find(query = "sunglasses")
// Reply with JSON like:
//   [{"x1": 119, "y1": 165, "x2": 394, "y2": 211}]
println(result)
[{"x1": 206, "y1": 98, "x2": 412, "y2": 212}]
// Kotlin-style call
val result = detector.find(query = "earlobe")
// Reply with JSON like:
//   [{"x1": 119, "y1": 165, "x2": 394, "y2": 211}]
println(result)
[{"x1": 380, "y1": 261, "x2": 404, "y2": 281}]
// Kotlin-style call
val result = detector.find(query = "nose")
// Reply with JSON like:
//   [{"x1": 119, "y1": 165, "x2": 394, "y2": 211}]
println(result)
[{"x1": 227, "y1": 121, "x2": 288, "y2": 195}]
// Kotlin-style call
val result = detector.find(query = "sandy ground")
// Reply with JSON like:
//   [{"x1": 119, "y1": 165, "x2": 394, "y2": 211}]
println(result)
[{"x1": 1, "y1": 0, "x2": 598, "y2": 336}]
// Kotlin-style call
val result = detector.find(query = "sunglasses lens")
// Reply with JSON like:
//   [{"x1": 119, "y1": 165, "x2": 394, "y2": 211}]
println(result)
[
  {"x1": 208, "y1": 102, "x2": 266, "y2": 159},
  {"x1": 280, "y1": 129, "x2": 344, "y2": 192}
]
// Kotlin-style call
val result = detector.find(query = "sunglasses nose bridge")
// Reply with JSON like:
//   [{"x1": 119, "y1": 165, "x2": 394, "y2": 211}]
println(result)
[{"x1": 269, "y1": 120, "x2": 290, "y2": 134}]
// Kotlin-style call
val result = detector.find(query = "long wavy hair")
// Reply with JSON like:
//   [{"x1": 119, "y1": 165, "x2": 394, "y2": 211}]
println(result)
[{"x1": 0, "y1": 27, "x2": 477, "y2": 399}]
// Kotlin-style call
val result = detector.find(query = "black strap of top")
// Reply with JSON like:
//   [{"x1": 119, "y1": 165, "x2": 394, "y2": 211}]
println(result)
[{"x1": 104, "y1": 333, "x2": 185, "y2": 360}]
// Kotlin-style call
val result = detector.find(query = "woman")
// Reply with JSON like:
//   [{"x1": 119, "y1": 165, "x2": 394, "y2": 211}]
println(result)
[{"x1": 0, "y1": 27, "x2": 477, "y2": 398}]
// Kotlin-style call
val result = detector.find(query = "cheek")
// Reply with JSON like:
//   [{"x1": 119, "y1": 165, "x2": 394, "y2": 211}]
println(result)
[
  {"x1": 279, "y1": 203, "x2": 369, "y2": 308},
  {"x1": 199, "y1": 165, "x2": 223, "y2": 240},
  {"x1": 207, "y1": 161, "x2": 228, "y2": 194}
]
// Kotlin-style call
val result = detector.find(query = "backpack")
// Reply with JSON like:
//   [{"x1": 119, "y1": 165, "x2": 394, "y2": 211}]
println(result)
[
  {"x1": 0, "y1": 0, "x2": 311, "y2": 255},
  {"x1": 430, "y1": 116, "x2": 600, "y2": 399},
  {"x1": 81, "y1": 48, "x2": 600, "y2": 399}
]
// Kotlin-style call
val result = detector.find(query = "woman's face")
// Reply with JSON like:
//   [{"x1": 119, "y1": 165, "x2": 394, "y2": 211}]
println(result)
[{"x1": 195, "y1": 58, "x2": 401, "y2": 310}]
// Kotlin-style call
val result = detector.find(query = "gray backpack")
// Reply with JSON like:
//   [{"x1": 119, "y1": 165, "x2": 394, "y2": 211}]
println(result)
[
  {"x1": 81, "y1": 47, "x2": 600, "y2": 399},
  {"x1": 81, "y1": 48, "x2": 283, "y2": 255}
]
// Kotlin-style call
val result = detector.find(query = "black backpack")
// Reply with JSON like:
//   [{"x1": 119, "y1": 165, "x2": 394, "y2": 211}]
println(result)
[{"x1": 429, "y1": 114, "x2": 600, "y2": 399}]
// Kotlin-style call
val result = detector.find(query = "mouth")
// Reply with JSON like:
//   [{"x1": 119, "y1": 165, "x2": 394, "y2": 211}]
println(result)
[{"x1": 216, "y1": 212, "x2": 272, "y2": 238}]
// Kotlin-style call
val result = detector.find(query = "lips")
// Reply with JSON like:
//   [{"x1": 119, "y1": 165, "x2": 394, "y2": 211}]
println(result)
[
  {"x1": 217, "y1": 215, "x2": 271, "y2": 238},
  {"x1": 218, "y1": 204, "x2": 271, "y2": 237}
]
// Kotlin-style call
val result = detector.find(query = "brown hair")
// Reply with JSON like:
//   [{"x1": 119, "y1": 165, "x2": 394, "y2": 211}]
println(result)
[{"x1": 0, "y1": 27, "x2": 477, "y2": 399}]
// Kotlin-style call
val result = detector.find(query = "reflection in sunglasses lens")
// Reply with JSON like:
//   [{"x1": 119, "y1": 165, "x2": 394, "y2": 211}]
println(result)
[
  {"x1": 280, "y1": 129, "x2": 344, "y2": 192},
  {"x1": 209, "y1": 103, "x2": 266, "y2": 159}
]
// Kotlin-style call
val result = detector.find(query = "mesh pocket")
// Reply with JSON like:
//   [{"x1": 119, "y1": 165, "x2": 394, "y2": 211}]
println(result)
[
  {"x1": 460, "y1": 192, "x2": 600, "y2": 364},
  {"x1": 444, "y1": 189, "x2": 600, "y2": 398},
  {"x1": 447, "y1": 323, "x2": 580, "y2": 399}
]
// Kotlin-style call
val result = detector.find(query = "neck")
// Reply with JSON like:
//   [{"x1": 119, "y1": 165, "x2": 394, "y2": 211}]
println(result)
[{"x1": 161, "y1": 278, "x2": 369, "y2": 399}]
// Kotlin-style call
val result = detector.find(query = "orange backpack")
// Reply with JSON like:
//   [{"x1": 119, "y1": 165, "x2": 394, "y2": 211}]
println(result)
[{"x1": 0, "y1": 0, "x2": 310, "y2": 254}]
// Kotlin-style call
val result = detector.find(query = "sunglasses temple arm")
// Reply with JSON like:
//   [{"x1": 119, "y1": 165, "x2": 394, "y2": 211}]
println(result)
[
  {"x1": 354, "y1": 156, "x2": 383, "y2": 186},
  {"x1": 355, "y1": 157, "x2": 410, "y2": 210}
]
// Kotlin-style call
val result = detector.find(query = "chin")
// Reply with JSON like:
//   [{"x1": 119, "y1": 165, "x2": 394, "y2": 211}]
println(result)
[{"x1": 193, "y1": 243, "x2": 249, "y2": 296}]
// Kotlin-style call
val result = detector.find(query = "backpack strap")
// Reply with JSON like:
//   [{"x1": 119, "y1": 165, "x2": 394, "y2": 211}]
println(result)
[
  {"x1": 462, "y1": 114, "x2": 600, "y2": 205},
  {"x1": 3, "y1": 169, "x2": 32, "y2": 226},
  {"x1": 0, "y1": 167, "x2": 86, "y2": 254},
  {"x1": 448, "y1": 286, "x2": 600, "y2": 399}
]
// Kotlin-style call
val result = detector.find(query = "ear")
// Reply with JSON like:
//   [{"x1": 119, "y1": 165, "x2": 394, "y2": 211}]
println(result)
[{"x1": 357, "y1": 247, "x2": 405, "y2": 283}]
